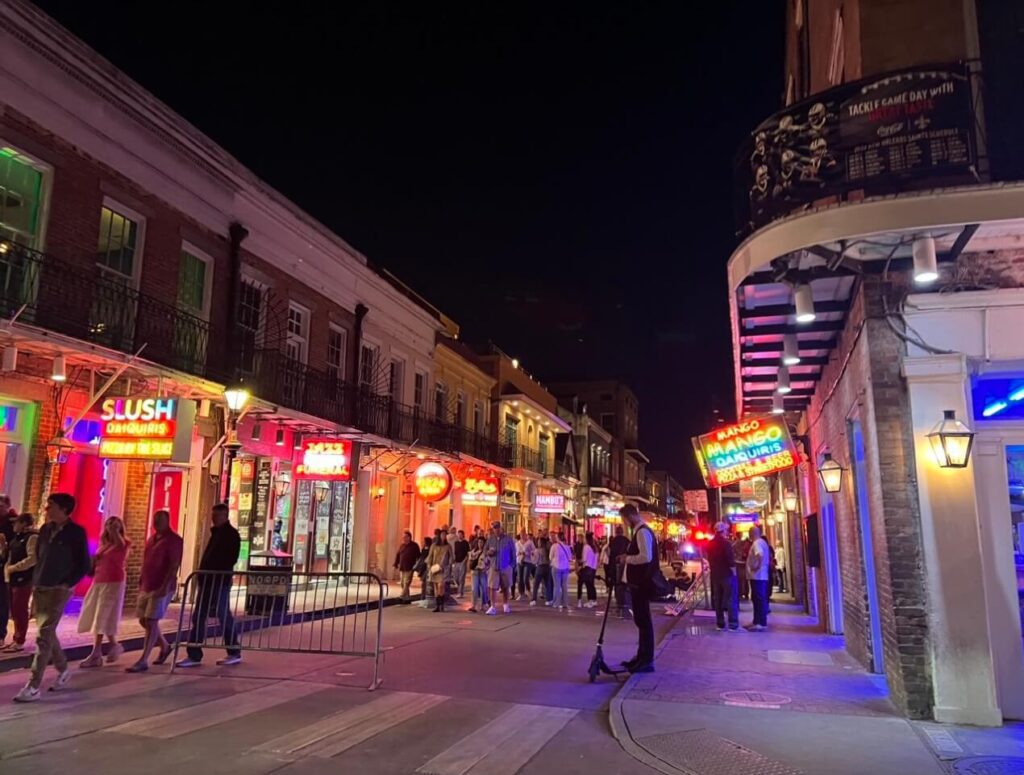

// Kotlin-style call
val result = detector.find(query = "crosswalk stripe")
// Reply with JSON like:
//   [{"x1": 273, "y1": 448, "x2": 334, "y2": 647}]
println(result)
[
  {"x1": 0, "y1": 675, "x2": 202, "y2": 723},
  {"x1": 309, "y1": 693, "x2": 449, "y2": 758},
  {"x1": 107, "y1": 679, "x2": 325, "y2": 738},
  {"x1": 417, "y1": 703, "x2": 577, "y2": 775},
  {"x1": 252, "y1": 691, "x2": 442, "y2": 757}
]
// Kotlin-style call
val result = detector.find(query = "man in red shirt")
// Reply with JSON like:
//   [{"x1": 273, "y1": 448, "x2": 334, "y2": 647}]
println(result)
[{"x1": 125, "y1": 510, "x2": 183, "y2": 673}]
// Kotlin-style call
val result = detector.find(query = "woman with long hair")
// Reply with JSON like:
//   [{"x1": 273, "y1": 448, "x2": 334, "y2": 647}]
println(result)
[
  {"x1": 426, "y1": 533, "x2": 453, "y2": 612},
  {"x1": 77, "y1": 516, "x2": 130, "y2": 667}
]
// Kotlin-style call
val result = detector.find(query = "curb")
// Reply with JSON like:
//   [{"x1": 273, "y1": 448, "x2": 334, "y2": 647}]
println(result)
[
  {"x1": 0, "y1": 595, "x2": 405, "y2": 674},
  {"x1": 607, "y1": 607, "x2": 702, "y2": 775}
]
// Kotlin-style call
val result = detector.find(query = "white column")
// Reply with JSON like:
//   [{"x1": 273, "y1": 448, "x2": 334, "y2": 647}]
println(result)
[
  {"x1": 903, "y1": 354, "x2": 1002, "y2": 725},
  {"x1": 350, "y1": 467, "x2": 372, "y2": 574}
]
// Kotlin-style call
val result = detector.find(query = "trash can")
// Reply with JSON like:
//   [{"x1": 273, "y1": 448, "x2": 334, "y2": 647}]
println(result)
[{"x1": 246, "y1": 550, "x2": 294, "y2": 616}]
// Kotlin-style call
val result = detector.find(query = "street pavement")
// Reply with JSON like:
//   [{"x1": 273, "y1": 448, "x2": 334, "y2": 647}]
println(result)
[{"x1": 0, "y1": 594, "x2": 670, "y2": 775}]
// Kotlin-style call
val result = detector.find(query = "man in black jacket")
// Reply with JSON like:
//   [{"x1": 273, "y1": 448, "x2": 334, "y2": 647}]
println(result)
[
  {"x1": 176, "y1": 503, "x2": 241, "y2": 668},
  {"x1": 13, "y1": 493, "x2": 89, "y2": 702},
  {"x1": 393, "y1": 530, "x2": 421, "y2": 603},
  {"x1": 707, "y1": 522, "x2": 739, "y2": 631}
]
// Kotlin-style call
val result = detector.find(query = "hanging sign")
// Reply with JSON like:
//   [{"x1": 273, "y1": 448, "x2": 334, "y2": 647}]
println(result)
[
  {"x1": 295, "y1": 439, "x2": 352, "y2": 481},
  {"x1": 461, "y1": 475, "x2": 500, "y2": 507},
  {"x1": 692, "y1": 416, "x2": 799, "y2": 488},
  {"x1": 98, "y1": 397, "x2": 196, "y2": 461},
  {"x1": 683, "y1": 489, "x2": 709, "y2": 513},
  {"x1": 534, "y1": 493, "x2": 565, "y2": 514},
  {"x1": 415, "y1": 462, "x2": 452, "y2": 502}
]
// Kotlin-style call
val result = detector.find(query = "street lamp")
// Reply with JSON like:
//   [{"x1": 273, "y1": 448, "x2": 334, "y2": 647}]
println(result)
[
  {"x1": 224, "y1": 386, "x2": 250, "y2": 414},
  {"x1": 274, "y1": 469, "x2": 292, "y2": 498},
  {"x1": 313, "y1": 480, "x2": 331, "y2": 504},
  {"x1": 783, "y1": 489, "x2": 798, "y2": 512},
  {"x1": 222, "y1": 385, "x2": 250, "y2": 498},
  {"x1": 45, "y1": 433, "x2": 74, "y2": 465},
  {"x1": 817, "y1": 453, "x2": 844, "y2": 494},
  {"x1": 927, "y1": 409, "x2": 975, "y2": 469}
]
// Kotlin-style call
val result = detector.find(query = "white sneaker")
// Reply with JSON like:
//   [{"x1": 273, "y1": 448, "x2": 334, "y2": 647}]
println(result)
[
  {"x1": 577, "y1": 600, "x2": 584, "y2": 608},
  {"x1": 174, "y1": 658, "x2": 201, "y2": 668},
  {"x1": 216, "y1": 656, "x2": 242, "y2": 666},
  {"x1": 485, "y1": 606, "x2": 498, "y2": 616},
  {"x1": 529, "y1": 600, "x2": 537, "y2": 607},
  {"x1": 49, "y1": 668, "x2": 71, "y2": 692},
  {"x1": 13, "y1": 684, "x2": 40, "y2": 703},
  {"x1": 544, "y1": 601, "x2": 553, "y2": 607},
  {"x1": 503, "y1": 604, "x2": 511, "y2": 614}
]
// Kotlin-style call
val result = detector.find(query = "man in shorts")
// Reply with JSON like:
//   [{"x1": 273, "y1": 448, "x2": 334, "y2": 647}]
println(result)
[
  {"x1": 484, "y1": 521, "x2": 516, "y2": 615},
  {"x1": 126, "y1": 510, "x2": 183, "y2": 673}
]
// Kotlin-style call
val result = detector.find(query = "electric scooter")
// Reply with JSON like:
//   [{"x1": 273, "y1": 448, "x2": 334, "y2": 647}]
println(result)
[{"x1": 587, "y1": 577, "x2": 628, "y2": 683}]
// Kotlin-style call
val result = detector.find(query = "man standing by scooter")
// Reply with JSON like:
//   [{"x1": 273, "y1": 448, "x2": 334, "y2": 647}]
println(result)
[{"x1": 618, "y1": 504, "x2": 657, "y2": 673}]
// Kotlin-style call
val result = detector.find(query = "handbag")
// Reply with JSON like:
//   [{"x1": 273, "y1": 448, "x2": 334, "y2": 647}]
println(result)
[{"x1": 430, "y1": 563, "x2": 442, "y2": 574}]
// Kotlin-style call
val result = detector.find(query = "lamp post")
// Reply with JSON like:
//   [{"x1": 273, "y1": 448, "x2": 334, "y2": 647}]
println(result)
[{"x1": 221, "y1": 386, "x2": 250, "y2": 501}]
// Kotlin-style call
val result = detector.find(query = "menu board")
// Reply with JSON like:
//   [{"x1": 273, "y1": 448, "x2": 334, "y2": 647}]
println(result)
[
  {"x1": 293, "y1": 479, "x2": 311, "y2": 568},
  {"x1": 251, "y1": 459, "x2": 272, "y2": 552},
  {"x1": 329, "y1": 481, "x2": 351, "y2": 573},
  {"x1": 314, "y1": 490, "x2": 331, "y2": 559}
]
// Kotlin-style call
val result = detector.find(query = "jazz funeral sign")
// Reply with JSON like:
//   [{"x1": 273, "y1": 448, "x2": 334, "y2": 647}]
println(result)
[
  {"x1": 98, "y1": 397, "x2": 196, "y2": 462},
  {"x1": 693, "y1": 416, "x2": 799, "y2": 488}
]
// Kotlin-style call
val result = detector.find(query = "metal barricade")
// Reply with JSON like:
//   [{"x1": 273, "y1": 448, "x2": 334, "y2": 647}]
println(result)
[
  {"x1": 662, "y1": 561, "x2": 710, "y2": 617},
  {"x1": 171, "y1": 570, "x2": 387, "y2": 689}
]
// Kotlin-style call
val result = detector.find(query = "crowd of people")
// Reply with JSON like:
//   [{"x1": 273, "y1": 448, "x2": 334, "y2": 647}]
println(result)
[{"x1": 706, "y1": 522, "x2": 785, "y2": 632}]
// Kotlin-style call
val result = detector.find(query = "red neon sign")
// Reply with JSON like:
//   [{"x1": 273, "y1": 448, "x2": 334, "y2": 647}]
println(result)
[
  {"x1": 295, "y1": 439, "x2": 353, "y2": 481},
  {"x1": 415, "y1": 461, "x2": 452, "y2": 502}
]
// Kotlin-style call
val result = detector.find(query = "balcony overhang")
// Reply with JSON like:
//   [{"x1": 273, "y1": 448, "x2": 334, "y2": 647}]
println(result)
[
  {"x1": 727, "y1": 182, "x2": 1024, "y2": 418},
  {"x1": 500, "y1": 393, "x2": 572, "y2": 432}
]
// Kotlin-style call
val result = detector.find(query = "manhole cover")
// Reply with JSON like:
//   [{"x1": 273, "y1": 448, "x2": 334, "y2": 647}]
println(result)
[
  {"x1": 720, "y1": 690, "x2": 792, "y2": 708},
  {"x1": 953, "y1": 757, "x2": 1024, "y2": 775}
]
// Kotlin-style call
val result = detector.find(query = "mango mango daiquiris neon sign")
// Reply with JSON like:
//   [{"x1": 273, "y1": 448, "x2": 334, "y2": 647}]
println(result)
[{"x1": 692, "y1": 415, "x2": 799, "y2": 488}]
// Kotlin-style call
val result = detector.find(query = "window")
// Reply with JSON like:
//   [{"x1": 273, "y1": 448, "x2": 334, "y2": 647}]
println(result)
[
  {"x1": 600, "y1": 413, "x2": 614, "y2": 434},
  {"x1": 504, "y1": 414, "x2": 519, "y2": 447},
  {"x1": 327, "y1": 326, "x2": 346, "y2": 382},
  {"x1": 456, "y1": 392, "x2": 466, "y2": 428},
  {"x1": 414, "y1": 372, "x2": 426, "y2": 410},
  {"x1": 177, "y1": 247, "x2": 211, "y2": 318},
  {"x1": 473, "y1": 401, "x2": 483, "y2": 434},
  {"x1": 237, "y1": 277, "x2": 264, "y2": 374},
  {"x1": 389, "y1": 358, "x2": 405, "y2": 403},
  {"x1": 286, "y1": 303, "x2": 309, "y2": 364},
  {"x1": 0, "y1": 145, "x2": 46, "y2": 248},
  {"x1": 360, "y1": 343, "x2": 379, "y2": 389},
  {"x1": 539, "y1": 433, "x2": 550, "y2": 474},
  {"x1": 434, "y1": 380, "x2": 447, "y2": 420},
  {"x1": 96, "y1": 203, "x2": 142, "y2": 281}
]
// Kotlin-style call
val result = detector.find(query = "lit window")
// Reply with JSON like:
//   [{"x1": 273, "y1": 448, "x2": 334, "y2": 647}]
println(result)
[{"x1": 97, "y1": 204, "x2": 141, "y2": 280}]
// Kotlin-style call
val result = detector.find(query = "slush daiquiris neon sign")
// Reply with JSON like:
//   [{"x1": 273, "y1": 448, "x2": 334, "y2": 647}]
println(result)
[
  {"x1": 98, "y1": 397, "x2": 196, "y2": 461},
  {"x1": 692, "y1": 416, "x2": 799, "y2": 488}
]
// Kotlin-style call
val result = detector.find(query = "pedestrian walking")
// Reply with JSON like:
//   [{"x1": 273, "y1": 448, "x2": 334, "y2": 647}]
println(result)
[
  {"x1": 3, "y1": 514, "x2": 37, "y2": 652},
  {"x1": 175, "y1": 503, "x2": 242, "y2": 668},
  {"x1": 393, "y1": 531, "x2": 421, "y2": 603},
  {"x1": 452, "y1": 530, "x2": 470, "y2": 598},
  {"x1": 468, "y1": 536, "x2": 489, "y2": 612},
  {"x1": 734, "y1": 534, "x2": 751, "y2": 600},
  {"x1": 13, "y1": 493, "x2": 90, "y2": 703},
  {"x1": 427, "y1": 532, "x2": 452, "y2": 612},
  {"x1": 746, "y1": 526, "x2": 771, "y2": 631},
  {"x1": 549, "y1": 532, "x2": 573, "y2": 611},
  {"x1": 775, "y1": 542, "x2": 787, "y2": 593},
  {"x1": 0, "y1": 495, "x2": 16, "y2": 543},
  {"x1": 706, "y1": 522, "x2": 739, "y2": 631},
  {"x1": 126, "y1": 510, "x2": 183, "y2": 673},
  {"x1": 78, "y1": 515, "x2": 130, "y2": 667},
  {"x1": 485, "y1": 521, "x2": 516, "y2": 615},
  {"x1": 577, "y1": 532, "x2": 598, "y2": 608},
  {"x1": 516, "y1": 531, "x2": 535, "y2": 601},
  {"x1": 608, "y1": 525, "x2": 631, "y2": 610},
  {"x1": 530, "y1": 535, "x2": 552, "y2": 606},
  {"x1": 415, "y1": 537, "x2": 433, "y2": 599},
  {"x1": 618, "y1": 504, "x2": 657, "y2": 673}
]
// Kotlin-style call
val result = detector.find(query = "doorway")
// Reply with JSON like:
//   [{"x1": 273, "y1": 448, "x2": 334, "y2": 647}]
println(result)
[{"x1": 849, "y1": 419, "x2": 885, "y2": 674}]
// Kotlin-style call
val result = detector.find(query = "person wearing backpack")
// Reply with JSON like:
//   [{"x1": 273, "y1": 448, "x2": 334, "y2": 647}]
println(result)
[{"x1": 617, "y1": 504, "x2": 658, "y2": 673}]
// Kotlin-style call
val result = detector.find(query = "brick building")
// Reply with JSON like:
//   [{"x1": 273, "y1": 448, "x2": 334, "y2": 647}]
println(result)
[{"x1": 725, "y1": 0, "x2": 1024, "y2": 725}]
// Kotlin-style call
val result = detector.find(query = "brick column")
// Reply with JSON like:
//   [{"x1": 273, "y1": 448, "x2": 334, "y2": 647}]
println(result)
[{"x1": 121, "y1": 461, "x2": 154, "y2": 607}]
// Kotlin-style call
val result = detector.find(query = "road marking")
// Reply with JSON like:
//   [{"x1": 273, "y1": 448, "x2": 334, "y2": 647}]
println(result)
[
  {"x1": 0, "y1": 675, "x2": 202, "y2": 722},
  {"x1": 108, "y1": 679, "x2": 324, "y2": 738},
  {"x1": 252, "y1": 691, "x2": 446, "y2": 758},
  {"x1": 417, "y1": 703, "x2": 578, "y2": 775},
  {"x1": 308, "y1": 693, "x2": 448, "y2": 757}
]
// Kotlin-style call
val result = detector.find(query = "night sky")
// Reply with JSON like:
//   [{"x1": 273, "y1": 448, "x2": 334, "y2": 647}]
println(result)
[{"x1": 36, "y1": 1, "x2": 784, "y2": 485}]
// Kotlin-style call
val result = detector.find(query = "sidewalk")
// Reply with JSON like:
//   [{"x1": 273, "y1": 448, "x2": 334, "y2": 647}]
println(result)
[{"x1": 611, "y1": 600, "x2": 1024, "y2": 775}]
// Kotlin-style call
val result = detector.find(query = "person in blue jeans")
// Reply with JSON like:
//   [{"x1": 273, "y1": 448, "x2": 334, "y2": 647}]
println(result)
[
  {"x1": 746, "y1": 526, "x2": 771, "y2": 631},
  {"x1": 468, "y1": 537, "x2": 490, "y2": 612},
  {"x1": 549, "y1": 532, "x2": 574, "y2": 611},
  {"x1": 176, "y1": 504, "x2": 241, "y2": 667},
  {"x1": 706, "y1": 522, "x2": 739, "y2": 631},
  {"x1": 530, "y1": 536, "x2": 552, "y2": 606}
]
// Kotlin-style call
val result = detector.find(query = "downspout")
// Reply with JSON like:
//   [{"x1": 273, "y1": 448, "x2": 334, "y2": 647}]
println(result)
[
  {"x1": 225, "y1": 222, "x2": 249, "y2": 380},
  {"x1": 350, "y1": 303, "x2": 369, "y2": 429}
]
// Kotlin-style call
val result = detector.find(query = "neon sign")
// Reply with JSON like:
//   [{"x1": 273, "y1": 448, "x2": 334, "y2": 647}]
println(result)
[
  {"x1": 461, "y1": 475, "x2": 499, "y2": 506},
  {"x1": 295, "y1": 439, "x2": 352, "y2": 481},
  {"x1": 98, "y1": 397, "x2": 195, "y2": 461},
  {"x1": 692, "y1": 415, "x2": 799, "y2": 488},
  {"x1": 534, "y1": 493, "x2": 565, "y2": 513},
  {"x1": 415, "y1": 462, "x2": 452, "y2": 502}
]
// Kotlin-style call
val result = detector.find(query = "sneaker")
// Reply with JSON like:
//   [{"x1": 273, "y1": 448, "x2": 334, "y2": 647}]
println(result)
[
  {"x1": 12, "y1": 684, "x2": 40, "y2": 703},
  {"x1": 502, "y1": 604, "x2": 511, "y2": 614},
  {"x1": 174, "y1": 658, "x2": 202, "y2": 668},
  {"x1": 587, "y1": 601, "x2": 598, "y2": 608},
  {"x1": 577, "y1": 600, "x2": 584, "y2": 608},
  {"x1": 467, "y1": 607, "x2": 477, "y2": 613},
  {"x1": 544, "y1": 601, "x2": 553, "y2": 607},
  {"x1": 485, "y1": 606, "x2": 498, "y2": 616},
  {"x1": 529, "y1": 600, "x2": 537, "y2": 607},
  {"x1": 49, "y1": 668, "x2": 71, "y2": 692},
  {"x1": 715, "y1": 626, "x2": 726, "y2": 632},
  {"x1": 216, "y1": 656, "x2": 242, "y2": 666}
]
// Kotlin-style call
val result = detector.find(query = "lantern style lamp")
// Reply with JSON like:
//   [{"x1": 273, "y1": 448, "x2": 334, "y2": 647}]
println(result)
[
  {"x1": 223, "y1": 386, "x2": 250, "y2": 414},
  {"x1": 783, "y1": 489, "x2": 798, "y2": 512},
  {"x1": 313, "y1": 480, "x2": 331, "y2": 504},
  {"x1": 927, "y1": 409, "x2": 975, "y2": 468},
  {"x1": 817, "y1": 453, "x2": 844, "y2": 494},
  {"x1": 274, "y1": 470, "x2": 292, "y2": 498},
  {"x1": 45, "y1": 434, "x2": 74, "y2": 465}
]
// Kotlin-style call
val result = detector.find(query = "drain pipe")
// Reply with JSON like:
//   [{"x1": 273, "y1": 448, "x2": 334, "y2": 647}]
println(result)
[{"x1": 225, "y1": 222, "x2": 249, "y2": 378}]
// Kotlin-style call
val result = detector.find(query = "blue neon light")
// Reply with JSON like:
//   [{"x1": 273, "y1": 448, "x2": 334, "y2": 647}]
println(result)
[
  {"x1": 984, "y1": 401, "x2": 1010, "y2": 418},
  {"x1": 1010, "y1": 386, "x2": 1024, "y2": 403}
]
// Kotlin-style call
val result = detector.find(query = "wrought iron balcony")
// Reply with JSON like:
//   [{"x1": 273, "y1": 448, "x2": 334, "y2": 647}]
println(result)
[{"x1": 0, "y1": 242, "x2": 210, "y2": 375}]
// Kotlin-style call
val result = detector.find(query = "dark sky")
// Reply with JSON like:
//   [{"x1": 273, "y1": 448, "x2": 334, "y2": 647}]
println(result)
[{"x1": 36, "y1": 1, "x2": 785, "y2": 485}]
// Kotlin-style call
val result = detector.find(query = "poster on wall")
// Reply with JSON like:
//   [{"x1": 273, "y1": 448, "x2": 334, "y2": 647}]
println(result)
[
  {"x1": 692, "y1": 416, "x2": 799, "y2": 488},
  {"x1": 251, "y1": 460, "x2": 272, "y2": 553},
  {"x1": 294, "y1": 479, "x2": 311, "y2": 568},
  {"x1": 735, "y1": 64, "x2": 976, "y2": 234},
  {"x1": 329, "y1": 481, "x2": 350, "y2": 573}
]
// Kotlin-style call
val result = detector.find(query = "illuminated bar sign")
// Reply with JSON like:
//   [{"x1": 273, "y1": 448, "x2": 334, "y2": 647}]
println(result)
[
  {"x1": 692, "y1": 416, "x2": 799, "y2": 488},
  {"x1": 295, "y1": 439, "x2": 353, "y2": 481},
  {"x1": 98, "y1": 397, "x2": 196, "y2": 462},
  {"x1": 461, "y1": 475, "x2": 499, "y2": 507},
  {"x1": 415, "y1": 462, "x2": 452, "y2": 502},
  {"x1": 534, "y1": 493, "x2": 565, "y2": 513}
]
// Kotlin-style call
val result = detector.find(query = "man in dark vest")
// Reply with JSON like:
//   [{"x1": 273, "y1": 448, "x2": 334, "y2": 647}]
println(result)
[{"x1": 617, "y1": 504, "x2": 657, "y2": 673}]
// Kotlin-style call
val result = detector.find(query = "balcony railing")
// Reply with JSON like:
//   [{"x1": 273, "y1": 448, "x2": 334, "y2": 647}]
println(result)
[{"x1": 0, "y1": 242, "x2": 210, "y2": 375}]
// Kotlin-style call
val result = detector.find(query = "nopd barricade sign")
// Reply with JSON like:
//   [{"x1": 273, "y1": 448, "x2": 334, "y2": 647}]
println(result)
[{"x1": 693, "y1": 416, "x2": 800, "y2": 488}]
